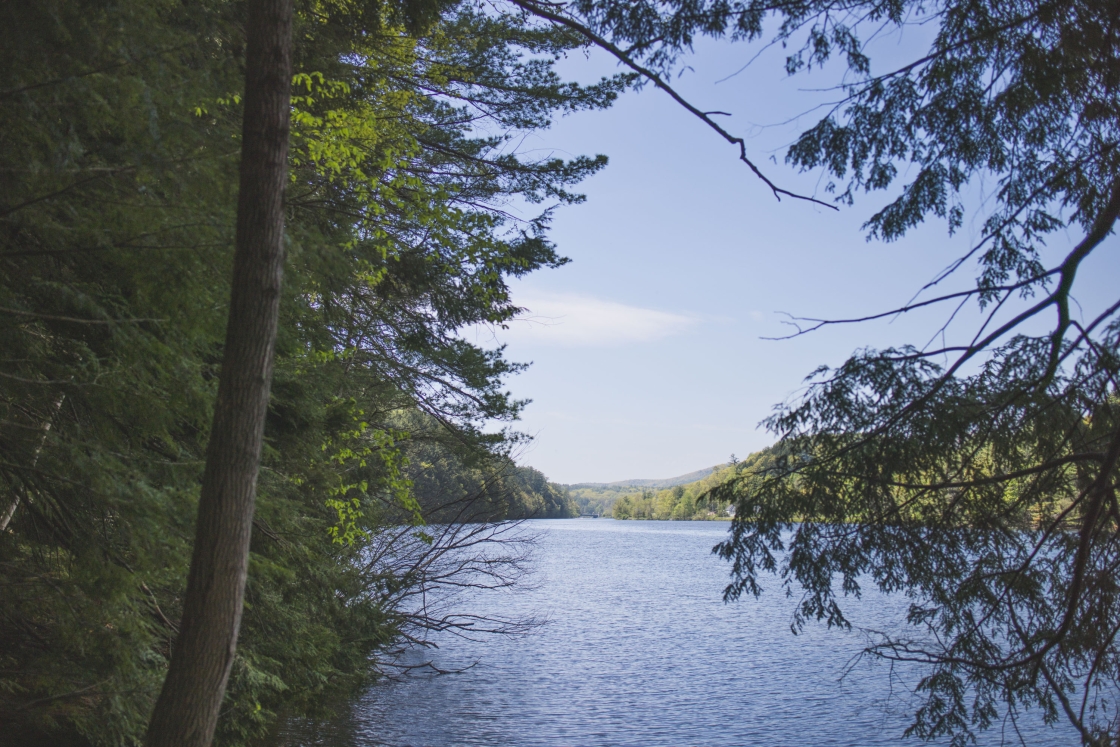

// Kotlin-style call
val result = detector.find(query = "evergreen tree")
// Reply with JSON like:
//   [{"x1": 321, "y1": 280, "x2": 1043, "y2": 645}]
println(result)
[{"x1": 0, "y1": 1, "x2": 626, "y2": 744}]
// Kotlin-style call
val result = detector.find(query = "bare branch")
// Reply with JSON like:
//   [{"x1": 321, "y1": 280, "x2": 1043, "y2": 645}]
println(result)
[{"x1": 507, "y1": 0, "x2": 838, "y2": 209}]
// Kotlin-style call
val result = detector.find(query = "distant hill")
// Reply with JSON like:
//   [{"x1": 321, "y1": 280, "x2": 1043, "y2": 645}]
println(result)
[
  {"x1": 564, "y1": 464, "x2": 726, "y2": 491},
  {"x1": 562, "y1": 450, "x2": 774, "y2": 519}
]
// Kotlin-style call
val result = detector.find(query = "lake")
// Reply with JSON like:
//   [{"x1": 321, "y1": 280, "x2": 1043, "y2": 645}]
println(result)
[{"x1": 280, "y1": 519, "x2": 1072, "y2": 746}]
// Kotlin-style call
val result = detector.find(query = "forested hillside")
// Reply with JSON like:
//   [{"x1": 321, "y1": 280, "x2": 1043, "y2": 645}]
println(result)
[
  {"x1": 406, "y1": 418, "x2": 578, "y2": 521},
  {"x1": 572, "y1": 464, "x2": 723, "y2": 490},
  {"x1": 565, "y1": 464, "x2": 723, "y2": 514},
  {"x1": 0, "y1": 2, "x2": 607, "y2": 744},
  {"x1": 565, "y1": 454, "x2": 769, "y2": 520}
]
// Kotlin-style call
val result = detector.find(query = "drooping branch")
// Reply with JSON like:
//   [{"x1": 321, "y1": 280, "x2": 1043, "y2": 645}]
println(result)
[{"x1": 508, "y1": 0, "x2": 837, "y2": 208}]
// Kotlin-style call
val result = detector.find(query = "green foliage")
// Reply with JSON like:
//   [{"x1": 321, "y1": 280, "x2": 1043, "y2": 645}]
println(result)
[
  {"x1": 0, "y1": 1, "x2": 624, "y2": 744},
  {"x1": 498, "y1": 465, "x2": 579, "y2": 519},
  {"x1": 573, "y1": 462, "x2": 746, "y2": 520},
  {"x1": 566, "y1": 483, "x2": 634, "y2": 515},
  {"x1": 397, "y1": 410, "x2": 577, "y2": 521}
]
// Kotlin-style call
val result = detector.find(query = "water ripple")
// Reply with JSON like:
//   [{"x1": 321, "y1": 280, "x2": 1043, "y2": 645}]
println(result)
[{"x1": 282, "y1": 519, "x2": 1072, "y2": 747}]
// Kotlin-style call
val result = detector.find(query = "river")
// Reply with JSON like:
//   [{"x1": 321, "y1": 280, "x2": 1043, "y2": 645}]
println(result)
[{"x1": 281, "y1": 519, "x2": 1072, "y2": 746}]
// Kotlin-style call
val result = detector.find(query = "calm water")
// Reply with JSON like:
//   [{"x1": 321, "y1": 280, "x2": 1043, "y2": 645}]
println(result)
[{"x1": 282, "y1": 519, "x2": 1072, "y2": 746}]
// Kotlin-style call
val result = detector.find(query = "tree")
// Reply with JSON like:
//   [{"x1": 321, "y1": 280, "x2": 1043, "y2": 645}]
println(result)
[
  {"x1": 1, "y1": 1, "x2": 248, "y2": 741},
  {"x1": 509, "y1": 0, "x2": 1120, "y2": 743},
  {"x1": 0, "y1": 0, "x2": 628, "y2": 743},
  {"x1": 145, "y1": 0, "x2": 292, "y2": 743},
  {"x1": 160, "y1": 0, "x2": 619, "y2": 738}
]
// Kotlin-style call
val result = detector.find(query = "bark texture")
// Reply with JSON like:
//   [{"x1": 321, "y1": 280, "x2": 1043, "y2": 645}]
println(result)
[{"x1": 145, "y1": 0, "x2": 292, "y2": 744}]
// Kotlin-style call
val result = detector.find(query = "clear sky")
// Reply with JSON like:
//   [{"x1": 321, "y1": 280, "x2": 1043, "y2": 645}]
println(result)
[{"x1": 470, "y1": 33, "x2": 1120, "y2": 485}]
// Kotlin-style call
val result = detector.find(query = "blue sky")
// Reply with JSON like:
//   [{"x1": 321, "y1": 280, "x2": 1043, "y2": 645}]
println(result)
[{"x1": 469, "y1": 33, "x2": 1120, "y2": 485}]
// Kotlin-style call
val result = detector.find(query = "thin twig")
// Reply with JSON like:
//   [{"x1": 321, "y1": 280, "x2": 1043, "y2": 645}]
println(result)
[{"x1": 508, "y1": 0, "x2": 837, "y2": 209}]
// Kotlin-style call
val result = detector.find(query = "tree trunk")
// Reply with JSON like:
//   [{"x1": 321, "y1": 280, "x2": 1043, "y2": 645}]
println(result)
[{"x1": 145, "y1": 0, "x2": 292, "y2": 744}]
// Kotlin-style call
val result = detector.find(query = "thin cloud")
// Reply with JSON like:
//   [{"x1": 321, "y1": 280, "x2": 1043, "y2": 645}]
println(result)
[{"x1": 483, "y1": 291, "x2": 698, "y2": 347}]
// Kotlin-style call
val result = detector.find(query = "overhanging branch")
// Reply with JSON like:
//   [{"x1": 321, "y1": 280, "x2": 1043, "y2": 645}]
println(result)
[{"x1": 508, "y1": 0, "x2": 837, "y2": 209}]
